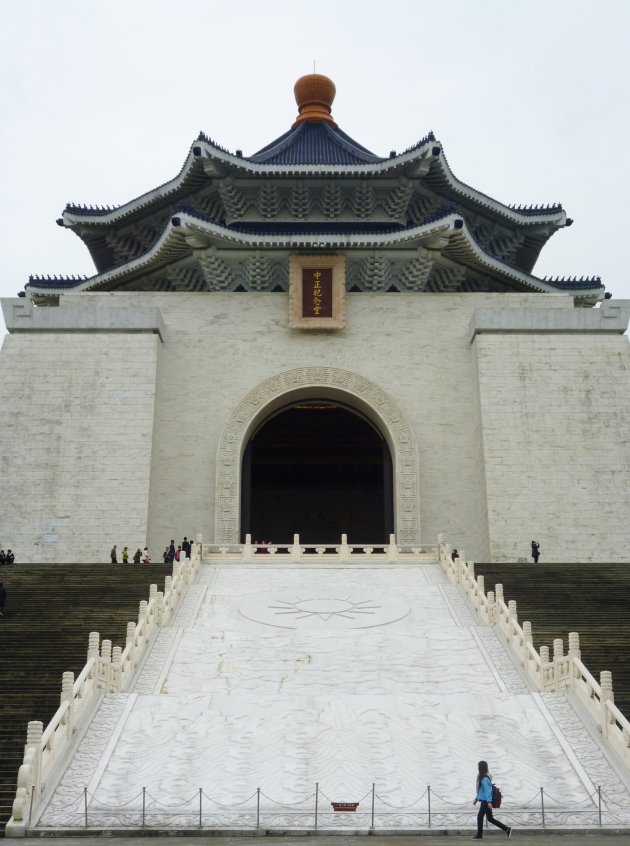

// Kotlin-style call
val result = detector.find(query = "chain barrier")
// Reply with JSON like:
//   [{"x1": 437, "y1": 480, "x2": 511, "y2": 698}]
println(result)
[
  {"x1": 374, "y1": 789, "x2": 428, "y2": 809},
  {"x1": 424, "y1": 789, "x2": 470, "y2": 809},
  {"x1": 86, "y1": 790, "x2": 144, "y2": 809},
  {"x1": 201, "y1": 789, "x2": 258, "y2": 808},
  {"x1": 55, "y1": 782, "x2": 621, "y2": 830},
  {"x1": 259, "y1": 790, "x2": 316, "y2": 807},
  {"x1": 541, "y1": 789, "x2": 598, "y2": 807},
  {"x1": 145, "y1": 791, "x2": 200, "y2": 809}
]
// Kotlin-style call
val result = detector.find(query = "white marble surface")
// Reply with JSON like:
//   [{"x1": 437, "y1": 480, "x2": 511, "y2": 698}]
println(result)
[{"x1": 39, "y1": 564, "x2": 630, "y2": 830}]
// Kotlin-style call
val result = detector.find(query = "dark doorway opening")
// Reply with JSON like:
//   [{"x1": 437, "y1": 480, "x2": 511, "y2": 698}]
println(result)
[{"x1": 241, "y1": 401, "x2": 393, "y2": 544}]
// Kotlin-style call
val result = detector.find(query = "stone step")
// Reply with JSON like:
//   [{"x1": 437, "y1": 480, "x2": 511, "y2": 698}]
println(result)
[
  {"x1": 0, "y1": 564, "x2": 171, "y2": 833},
  {"x1": 474, "y1": 563, "x2": 630, "y2": 718}
]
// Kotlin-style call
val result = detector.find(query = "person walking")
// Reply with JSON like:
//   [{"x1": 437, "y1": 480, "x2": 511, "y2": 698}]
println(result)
[
  {"x1": 472, "y1": 760, "x2": 511, "y2": 839},
  {"x1": 122, "y1": 546, "x2": 129, "y2": 564},
  {"x1": 531, "y1": 540, "x2": 540, "y2": 564},
  {"x1": 133, "y1": 548, "x2": 142, "y2": 565},
  {"x1": 0, "y1": 582, "x2": 6, "y2": 616},
  {"x1": 110, "y1": 545, "x2": 118, "y2": 564}
]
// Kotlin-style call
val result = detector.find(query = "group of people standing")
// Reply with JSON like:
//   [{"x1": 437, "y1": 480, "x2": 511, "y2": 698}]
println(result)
[
  {"x1": 110, "y1": 545, "x2": 150, "y2": 564},
  {"x1": 0, "y1": 549, "x2": 15, "y2": 565},
  {"x1": 110, "y1": 537, "x2": 195, "y2": 565},
  {"x1": 162, "y1": 537, "x2": 193, "y2": 564}
]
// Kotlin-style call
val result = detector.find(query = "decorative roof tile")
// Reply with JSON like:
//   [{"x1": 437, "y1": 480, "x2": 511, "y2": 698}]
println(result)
[{"x1": 248, "y1": 122, "x2": 384, "y2": 165}]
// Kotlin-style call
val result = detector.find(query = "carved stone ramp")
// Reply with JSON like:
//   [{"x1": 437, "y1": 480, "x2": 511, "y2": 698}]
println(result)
[{"x1": 34, "y1": 563, "x2": 630, "y2": 833}]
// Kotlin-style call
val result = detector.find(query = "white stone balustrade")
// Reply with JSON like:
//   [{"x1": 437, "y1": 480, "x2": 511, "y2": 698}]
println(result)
[
  {"x1": 201, "y1": 533, "x2": 434, "y2": 563},
  {"x1": 7, "y1": 548, "x2": 200, "y2": 835},
  {"x1": 437, "y1": 536, "x2": 630, "y2": 773}
]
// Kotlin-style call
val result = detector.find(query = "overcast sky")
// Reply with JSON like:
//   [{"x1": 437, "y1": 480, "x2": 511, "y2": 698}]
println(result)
[{"x1": 1, "y1": 0, "x2": 628, "y2": 335}]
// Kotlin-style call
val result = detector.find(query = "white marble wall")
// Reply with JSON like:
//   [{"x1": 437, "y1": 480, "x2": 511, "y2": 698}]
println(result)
[
  {"x1": 2, "y1": 290, "x2": 629, "y2": 563},
  {"x1": 474, "y1": 331, "x2": 630, "y2": 562},
  {"x1": 0, "y1": 331, "x2": 159, "y2": 562}
]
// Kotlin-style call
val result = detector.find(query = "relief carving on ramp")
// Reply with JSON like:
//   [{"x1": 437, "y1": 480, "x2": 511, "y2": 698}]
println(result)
[{"x1": 239, "y1": 589, "x2": 409, "y2": 630}]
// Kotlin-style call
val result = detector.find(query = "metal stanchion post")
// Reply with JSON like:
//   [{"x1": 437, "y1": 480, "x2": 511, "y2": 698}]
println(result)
[
  {"x1": 427, "y1": 785, "x2": 431, "y2": 828},
  {"x1": 199, "y1": 787, "x2": 202, "y2": 829},
  {"x1": 142, "y1": 786, "x2": 146, "y2": 828},
  {"x1": 84, "y1": 786, "x2": 88, "y2": 828},
  {"x1": 315, "y1": 782, "x2": 319, "y2": 830},
  {"x1": 371, "y1": 783, "x2": 375, "y2": 830},
  {"x1": 540, "y1": 787, "x2": 545, "y2": 827},
  {"x1": 598, "y1": 785, "x2": 602, "y2": 826},
  {"x1": 257, "y1": 787, "x2": 260, "y2": 829}
]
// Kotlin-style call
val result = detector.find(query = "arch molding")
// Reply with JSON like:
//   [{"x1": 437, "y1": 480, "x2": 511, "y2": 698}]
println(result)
[{"x1": 215, "y1": 367, "x2": 419, "y2": 544}]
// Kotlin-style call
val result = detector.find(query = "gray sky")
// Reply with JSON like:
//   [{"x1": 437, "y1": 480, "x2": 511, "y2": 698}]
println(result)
[{"x1": 1, "y1": 0, "x2": 628, "y2": 334}]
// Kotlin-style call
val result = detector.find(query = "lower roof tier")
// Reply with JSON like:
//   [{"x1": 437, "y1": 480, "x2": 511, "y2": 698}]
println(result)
[{"x1": 26, "y1": 211, "x2": 603, "y2": 305}]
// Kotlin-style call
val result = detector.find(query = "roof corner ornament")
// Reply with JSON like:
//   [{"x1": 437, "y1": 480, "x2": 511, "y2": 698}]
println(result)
[{"x1": 292, "y1": 73, "x2": 338, "y2": 128}]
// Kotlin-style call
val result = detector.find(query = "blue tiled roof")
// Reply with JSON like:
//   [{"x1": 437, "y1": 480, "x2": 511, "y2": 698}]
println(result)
[{"x1": 248, "y1": 122, "x2": 384, "y2": 165}]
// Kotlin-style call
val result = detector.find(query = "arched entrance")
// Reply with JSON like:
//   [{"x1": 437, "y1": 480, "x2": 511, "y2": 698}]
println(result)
[
  {"x1": 240, "y1": 400, "x2": 394, "y2": 544},
  {"x1": 215, "y1": 367, "x2": 419, "y2": 546}
]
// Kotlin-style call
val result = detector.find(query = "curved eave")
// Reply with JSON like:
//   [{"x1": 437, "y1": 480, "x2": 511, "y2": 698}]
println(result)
[
  {"x1": 61, "y1": 134, "x2": 568, "y2": 237},
  {"x1": 425, "y1": 152, "x2": 567, "y2": 230},
  {"x1": 26, "y1": 214, "x2": 603, "y2": 302},
  {"x1": 445, "y1": 222, "x2": 603, "y2": 301},
  {"x1": 62, "y1": 146, "x2": 207, "y2": 228}
]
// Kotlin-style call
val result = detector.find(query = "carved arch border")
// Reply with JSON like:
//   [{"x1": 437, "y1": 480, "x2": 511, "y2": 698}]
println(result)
[{"x1": 215, "y1": 367, "x2": 419, "y2": 545}]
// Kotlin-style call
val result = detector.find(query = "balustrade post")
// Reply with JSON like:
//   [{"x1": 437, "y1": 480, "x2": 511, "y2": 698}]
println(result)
[
  {"x1": 87, "y1": 631, "x2": 100, "y2": 662},
  {"x1": 336, "y1": 533, "x2": 351, "y2": 560},
  {"x1": 60, "y1": 671, "x2": 74, "y2": 739},
  {"x1": 540, "y1": 645, "x2": 551, "y2": 690},
  {"x1": 386, "y1": 533, "x2": 399, "y2": 561},
  {"x1": 290, "y1": 534, "x2": 304, "y2": 561},
  {"x1": 523, "y1": 621, "x2": 533, "y2": 668},
  {"x1": 100, "y1": 639, "x2": 112, "y2": 691},
  {"x1": 553, "y1": 639, "x2": 564, "y2": 690},
  {"x1": 437, "y1": 532, "x2": 444, "y2": 557},
  {"x1": 139, "y1": 599, "x2": 148, "y2": 624},
  {"x1": 111, "y1": 647, "x2": 122, "y2": 692},
  {"x1": 25, "y1": 721, "x2": 43, "y2": 799},
  {"x1": 495, "y1": 583, "x2": 504, "y2": 605},
  {"x1": 487, "y1": 590, "x2": 495, "y2": 625},
  {"x1": 156, "y1": 591, "x2": 164, "y2": 627},
  {"x1": 600, "y1": 671, "x2": 614, "y2": 738},
  {"x1": 242, "y1": 534, "x2": 256, "y2": 562},
  {"x1": 476, "y1": 575, "x2": 485, "y2": 616},
  {"x1": 567, "y1": 632, "x2": 580, "y2": 689},
  {"x1": 149, "y1": 583, "x2": 158, "y2": 602},
  {"x1": 163, "y1": 577, "x2": 173, "y2": 622},
  {"x1": 196, "y1": 532, "x2": 203, "y2": 561}
]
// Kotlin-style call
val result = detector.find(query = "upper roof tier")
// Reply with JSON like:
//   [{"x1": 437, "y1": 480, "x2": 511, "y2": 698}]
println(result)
[{"x1": 32, "y1": 74, "x2": 603, "y2": 303}]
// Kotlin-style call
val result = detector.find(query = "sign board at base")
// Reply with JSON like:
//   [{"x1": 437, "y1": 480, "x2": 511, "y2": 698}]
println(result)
[{"x1": 331, "y1": 802, "x2": 359, "y2": 812}]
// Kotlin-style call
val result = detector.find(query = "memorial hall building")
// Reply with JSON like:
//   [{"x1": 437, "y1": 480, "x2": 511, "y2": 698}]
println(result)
[{"x1": 2, "y1": 74, "x2": 629, "y2": 564}]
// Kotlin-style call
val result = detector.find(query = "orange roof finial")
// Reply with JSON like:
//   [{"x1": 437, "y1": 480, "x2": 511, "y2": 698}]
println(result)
[{"x1": 293, "y1": 73, "x2": 337, "y2": 128}]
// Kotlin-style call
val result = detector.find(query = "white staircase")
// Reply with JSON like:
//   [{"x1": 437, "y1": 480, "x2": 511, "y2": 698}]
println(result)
[{"x1": 25, "y1": 558, "x2": 630, "y2": 832}]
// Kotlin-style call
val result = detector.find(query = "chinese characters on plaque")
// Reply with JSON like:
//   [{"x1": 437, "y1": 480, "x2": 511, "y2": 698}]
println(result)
[
  {"x1": 289, "y1": 255, "x2": 346, "y2": 330},
  {"x1": 302, "y1": 268, "x2": 333, "y2": 318}
]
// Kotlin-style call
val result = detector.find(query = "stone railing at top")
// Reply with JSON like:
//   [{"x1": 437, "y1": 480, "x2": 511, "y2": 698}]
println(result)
[
  {"x1": 437, "y1": 535, "x2": 630, "y2": 774},
  {"x1": 202, "y1": 533, "x2": 436, "y2": 563},
  {"x1": 7, "y1": 541, "x2": 201, "y2": 836}
]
